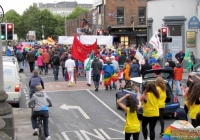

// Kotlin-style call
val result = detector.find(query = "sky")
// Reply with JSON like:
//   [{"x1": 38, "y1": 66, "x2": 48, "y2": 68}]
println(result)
[{"x1": 0, "y1": 0, "x2": 93, "y2": 15}]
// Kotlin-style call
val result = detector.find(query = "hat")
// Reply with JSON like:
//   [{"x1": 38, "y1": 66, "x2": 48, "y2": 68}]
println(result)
[
  {"x1": 96, "y1": 54, "x2": 100, "y2": 57},
  {"x1": 174, "y1": 108, "x2": 187, "y2": 121}
]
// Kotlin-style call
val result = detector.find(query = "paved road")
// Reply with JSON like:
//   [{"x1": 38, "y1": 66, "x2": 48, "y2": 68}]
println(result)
[{"x1": 17, "y1": 67, "x2": 188, "y2": 140}]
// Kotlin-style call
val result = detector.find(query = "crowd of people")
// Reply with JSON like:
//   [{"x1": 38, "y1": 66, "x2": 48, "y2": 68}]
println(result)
[{"x1": 9, "y1": 41, "x2": 199, "y2": 140}]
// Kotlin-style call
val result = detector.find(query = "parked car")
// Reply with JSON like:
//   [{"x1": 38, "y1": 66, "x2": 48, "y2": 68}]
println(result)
[{"x1": 116, "y1": 69, "x2": 180, "y2": 118}]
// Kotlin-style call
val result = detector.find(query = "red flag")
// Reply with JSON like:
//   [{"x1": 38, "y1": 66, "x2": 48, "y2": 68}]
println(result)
[{"x1": 71, "y1": 34, "x2": 97, "y2": 62}]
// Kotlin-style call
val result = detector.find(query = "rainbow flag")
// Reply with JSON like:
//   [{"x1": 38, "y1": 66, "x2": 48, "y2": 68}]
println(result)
[
  {"x1": 111, "y1": 72, "x2": 118, "y2": 82},
  {"x1": 143, "y1": 49, "x2": 148, "y2": 58},
  {"x1": 134, "y1": 50, "x2": 144, "y2": 61},
  {"x1": 104, "y1": 73, "x2": 112, "y2": 86}
]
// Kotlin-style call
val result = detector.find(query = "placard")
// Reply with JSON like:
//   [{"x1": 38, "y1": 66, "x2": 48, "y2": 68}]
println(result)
[{"x1": 186, "y1": 31, "x2": 196, "y2": 48}]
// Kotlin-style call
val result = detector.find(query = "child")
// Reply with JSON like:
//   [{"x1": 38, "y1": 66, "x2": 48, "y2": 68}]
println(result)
[{"x1": 118, "y1": 67, "x2": 124, "y2": 86}]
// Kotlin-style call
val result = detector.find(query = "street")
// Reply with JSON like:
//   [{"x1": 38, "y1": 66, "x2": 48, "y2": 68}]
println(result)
[{"x1": 18, "y1": 66, "x2": 188, "y2": 140}]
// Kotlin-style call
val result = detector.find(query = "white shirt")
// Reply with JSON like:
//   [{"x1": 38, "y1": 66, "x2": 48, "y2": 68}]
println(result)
[{"x1": 65, "y1": 59, "x2": 75, "y2": 71}]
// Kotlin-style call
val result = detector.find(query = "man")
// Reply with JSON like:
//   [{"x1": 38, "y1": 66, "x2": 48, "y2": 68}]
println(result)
[
  {"x1": 141, "y1": 58, "x2": 152, "y2": 76},
  {"x1": 110, "y1": 56, "x2": 119, "y2": 89},
  {"x1": 29, "y1": 70, "x2": 44, "y2": 99},
  {"x1": 65, "y1": 55, "x2": 76, "y2": 87},
  {"x1": 190, "y1": 51, "x2": 195, "y2": 71},
  {"x1": 27, "y1": 48, "x2": 35, "y2": 73},
  {"x1": 148, "y1": 55, "x2": 158, "y2": 66},
  {"x1": 42, "y1": 49, "x2": 50, "y2": 74},
  {"x1": 167, "y1": 57, "x2": 176, "y2": 69},
  {"x1": 28, "y1": 85, "x2": 52, "y2": 140},
  {"x1": 16, "y1": 48, "x2": 24, "y2": 73},
  {"x1": 165, "y1": 62, "x2": 173, "y2": 88},
  {"x1": 175, "y1": 49, "x2": 185, "y2": 65},
  {"x1": 51, "y1": 51, "x2": 60, "y2": 81},
  {"x1": 84, "y1": 54, "x2": 92, "y2": 86},
  {"x1": 91, "y1": 54, "x2": 103, "y2": 91},
  {"x1": 164, "y1": 49, "x2": 172, "y2": 61}
]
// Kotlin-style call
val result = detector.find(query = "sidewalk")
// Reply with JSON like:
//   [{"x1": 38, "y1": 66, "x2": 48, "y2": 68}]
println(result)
[{"x1": 13, "y1": 108, "x2": 36, "y2": 140}]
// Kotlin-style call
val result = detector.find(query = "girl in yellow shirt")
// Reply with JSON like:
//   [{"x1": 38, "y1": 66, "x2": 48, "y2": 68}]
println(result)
[
  {"x1": 117, "y1": 87, "x2": 141, "y2": 140},
  {"x1": 140, "y1": 82, "x2": 160, "y2": 140},
  {"x1": 155, "y1": 76, "x2": 167, "y2": 137}
]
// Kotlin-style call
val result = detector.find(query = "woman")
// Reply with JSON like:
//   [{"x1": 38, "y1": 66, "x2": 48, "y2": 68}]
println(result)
[
  {"x1": 155, "y1": 77, "x2": 166, "y2": 137},
  {"x1": 187, "y1": 82, "x2": 200, "y2": 128},
  {"x1": 123, "y1": 58, "x2": 131, "y2": 83},
  {"x1": 37, "y1": 53, "x2": 43, "y2": 74},
  {"x1": 117, "y1": 92, "x2": 141, "y2": 140},
  {"x1": 140, "y1": 82, "x2": 159, "y2": 140},
  {"x1": 130, "y1": 59, "x2": 140, "y2": 78}
]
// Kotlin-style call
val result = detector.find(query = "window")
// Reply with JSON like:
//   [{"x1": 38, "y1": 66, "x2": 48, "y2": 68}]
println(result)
[
  {"x1": 117, "y1": 7, "x2": 124, "y2": 25},
  {"x1": 168, "y1": 26, "x2": 182, "y2": 36},
  {"x1": 138, "y1": 7, "x2": 146, "y2": 25}
]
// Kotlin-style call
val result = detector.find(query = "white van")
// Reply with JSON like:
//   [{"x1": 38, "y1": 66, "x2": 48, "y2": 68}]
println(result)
[{"x1": 3, "y1": 60, "x2": 21, "y2": 107}]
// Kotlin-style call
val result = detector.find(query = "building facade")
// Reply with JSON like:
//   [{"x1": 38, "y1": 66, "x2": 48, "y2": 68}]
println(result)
[
  {"x1": 147, "y1": 0, "x2": 200, "y2": 63},
  {"x1": 33, "y1": 1, "x2": 93, "y2": 17},
  {"x1": 66, "y1": 0, "x2": 147, "y2": 47}
]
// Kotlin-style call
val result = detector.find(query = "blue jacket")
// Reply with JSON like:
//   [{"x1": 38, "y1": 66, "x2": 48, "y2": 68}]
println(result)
[
  {"x1": 130, "y1": 64, "x2": 140, "y2": 77},
  {"x1": 6, "y1": 49, "x2": 11, "y2": 56},
  {"x1": 148, "y1": 57, "x2": 158, "y2": 65},
  {"x1": 29, "y1": 75, "x2": 44, "y2": 89},
  {"x1": 103, "y1": 61, "x2": 114, "y2": 76},
  {"x1": 164, "y1": 53, "x2": 172, "y2": 60}
]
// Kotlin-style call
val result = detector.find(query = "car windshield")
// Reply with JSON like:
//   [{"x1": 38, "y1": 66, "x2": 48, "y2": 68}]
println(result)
[{"x1": 143, "y1": 72, "x2": 171, "y2": 79}]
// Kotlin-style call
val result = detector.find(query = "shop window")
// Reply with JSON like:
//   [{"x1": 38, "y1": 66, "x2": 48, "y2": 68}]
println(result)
[
  {"x1": 120, "y1": 36, "x2": 129, "y2": 48},
  {"x1": 117, "y1": 7, "x2": 124, "y2": 25},
  {"x1": 168, "y1": 26, "x2": 182, "y2": 36},
  {"x1": 138, "y1": 7, "x2": 146, "y2": 25}
]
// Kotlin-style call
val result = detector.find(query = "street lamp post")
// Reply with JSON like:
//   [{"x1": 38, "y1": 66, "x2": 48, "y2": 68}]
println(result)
[{"x1": 41, "y1": 25, "x2": 45, "y2": 40}]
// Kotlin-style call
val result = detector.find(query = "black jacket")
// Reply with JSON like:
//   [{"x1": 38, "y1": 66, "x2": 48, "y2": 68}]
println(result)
[
  {"x1": 141, "y1": 62, "x2": 152, "y2": 75},
  {"x1": 91, "y1": 58, "x2": 102, "y2": 74},
  {"x1": 51, "y1": 54, "x2": 60, "y2": 66},
  {"x1": 118, "y1": 55, "x2": 126, "y2": 65},
  {"x1": 167, "y1": 60, "x2": 176, "y2": 69}
]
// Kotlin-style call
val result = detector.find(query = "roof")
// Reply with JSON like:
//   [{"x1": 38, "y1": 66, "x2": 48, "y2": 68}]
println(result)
[
  {"x1": 3, "y1": 61, "x2": 16, "y2": 67},
  {"x1": 130, "y1": 77, "x2": 143, "y2": 84}
]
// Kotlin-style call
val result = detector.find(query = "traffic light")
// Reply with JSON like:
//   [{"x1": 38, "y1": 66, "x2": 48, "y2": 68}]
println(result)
[
  {"x1": 161, "y1": 27, "x2": 172, "y2": 43},
  {"x1": 6, "y1": 23, "x2": 14, "y2": 40},
  {"x1": 96, "y1": 29, "x2": 100, "y2": 36},
  {"x1": 157, "y1": 28, "x2": 162, "y2": 42},
  {"x1": 1, "y1": 24, "x2": 6, "y2": 40}
]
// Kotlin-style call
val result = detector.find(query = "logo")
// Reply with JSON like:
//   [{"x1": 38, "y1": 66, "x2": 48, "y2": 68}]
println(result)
[
  {"x1": 0, "y1": 5, "x2": 4, "y2": 23},
  {"x1": 5, "y1": 86, "x2": 11, "y2": 90}
]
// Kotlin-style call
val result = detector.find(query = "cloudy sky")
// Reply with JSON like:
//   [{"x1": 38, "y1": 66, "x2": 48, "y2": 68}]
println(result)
[{"x1": 0, "y1": 0, "x2": 93, "y2": 15}]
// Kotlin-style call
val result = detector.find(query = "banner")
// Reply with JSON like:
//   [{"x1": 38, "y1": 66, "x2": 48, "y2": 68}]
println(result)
[
  {"x1": 71, "y1": 34, "x2": 97, "y2": 62},
  {"x1": 80, "y1": 36, "x2": 113, "y2": 45},
  {"x1": 149, "y1": 32, "x2": 163, "y2": 57},
  {"x1": 58, "y1": 36, "x2": 74, "y2": 44}
]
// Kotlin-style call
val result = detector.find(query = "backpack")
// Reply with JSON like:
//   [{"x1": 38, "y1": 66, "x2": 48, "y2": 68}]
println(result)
[
  {"x1": 52, "y1": 55, "x2": 59, "y2": 65},
  {"x1": 17, "y1": 53, "x2": 23, "y2": 61}
]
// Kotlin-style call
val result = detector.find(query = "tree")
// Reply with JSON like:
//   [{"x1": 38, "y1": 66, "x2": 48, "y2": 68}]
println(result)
[
  {"x1": 3, "y1": 10, "x2": 22, "y2": 38},
  {"x1": 67, "y1": 6, "x2": 89, "y2": 20}
]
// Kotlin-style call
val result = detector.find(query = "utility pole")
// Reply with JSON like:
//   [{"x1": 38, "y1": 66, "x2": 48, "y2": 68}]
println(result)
[{"x1": 41, "y1": 25, "x2": 45, "y2": 40}]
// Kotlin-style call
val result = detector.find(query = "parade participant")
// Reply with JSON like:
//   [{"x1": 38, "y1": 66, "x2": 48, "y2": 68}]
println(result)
[
  {"x1": 124, "y1": 58, "x2": 131, "y2": 84},
  {"x1": 118, "y1": 67, "x2": 124, "y2": 86},
  {"x1": 60, "y1": 52, "x2": 68, "y2": 80},
  {"x1": 91, "y1": 54, "x2": 103, "y2": 91},
  {"x1": 141, "y1": 58, "x2": 152, "y2": 76},
  {"x1": 155, "y1": 77, "x2": 167, "y2": 137},
  {"x1": 152, "y1": 63, "x2": 161, "y2": 69},
  {"x1": 37, "y1": 53, "x2": 44, "y2": 74},
  {"x1": 84, "y1": 54, "x2": 92, "y2": 86},
  {"x1": 103, "y1": 57, "x2": 114, "y2": 90},
  {"x1": 118, "y1": 52, "x2": 126, "y2": 68},
  {"x1": 130, "y1": 59, "x2": 140, "y2": 78},
  {"x1": 27, "y1": 48, "x2": 35, "y2": 73},
  {"x1": 51, "y1": 51, "x2": 60, "y2": 81},
  {"x1": 28, "y1": 85, "x2": 52, "y2": 140},
  {"x1": 187, "y1": 82, "x2": 200, "y2": 128},
  {"x1": 16, "y1": 48, "x2": 24, "y2": 73},
  {"x1": 167, "y1": 57, "x2": 176, "y2": 69},
  {"x1": 175, "y1": 49, "x2": 185, "y2": 65},
  {"x1": 140, "y1": 82, "x2": 159, "y2": 140},
  {"x1": 42, "y1": 49, "x2": 50, "y2": 75},
  {"x1": 164, "y1": 62, "x2": 173, "y2": 88},
  {"x1": 164, "y1": 49, "x2": 172, "y2": 61},
  {"x1": 65, "y1": 55, "x2": 76, "y2": 86},
  {"x1": 173, "y1": 61, "x2": 183, "y2": 96},
  {"x1": 148, "y1": 55, "x2": 158, "y2": 66},
  {"x1": 110, "y1": 56, "x2": 119, "y2": 89},
  {"x1": 117, "y1": 93, "x2": 141, "y2": 140}
]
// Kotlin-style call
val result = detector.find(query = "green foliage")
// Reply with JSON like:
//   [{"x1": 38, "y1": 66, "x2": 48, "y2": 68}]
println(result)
[
  {"x1": 3, "y1": 6, "x2": 66, "y2": 41},
  {"x1": 67, "y1": 6, "x2": 89, "y2": 20}
]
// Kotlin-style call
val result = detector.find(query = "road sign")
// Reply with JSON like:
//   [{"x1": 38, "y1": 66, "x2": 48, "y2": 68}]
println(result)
[{"x1": 28, "y1": 31, "x2": 36, "y2": 41}]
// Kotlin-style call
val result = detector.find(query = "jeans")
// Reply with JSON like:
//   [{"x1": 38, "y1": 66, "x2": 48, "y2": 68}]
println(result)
[
  {"x1": 31, "y1": 110, "x2": 49, "y2": 137},
  {"x1": 142, "y1": 116, "x2": 158, "y2": 140},
  {"x1": 53, "y1": 65, "x2": 59, "y2": 80},
  {"x1": 29, "y1": 62, "x2": 34, "y2": 72},
  {"x1": 29, "y1": 88, "x2": 36, "y2": 99},
  {"x1": 174, "y1": 80, "x2": 182, "y2": 95},
  {"x1": 43, "y1": 63, "x2": 48, "y2": 74},
  {"x1": 168, "y1": 79, "x2": 173, "y2": 88},
  {"x1": 62, "y1": 67, "x2": 65, "y2": 77},
  {"x1": 113, "y1": 82, "x2": 117, "y2": 88},
  {"x1": 93, "y1": 73, "x2": 100, "y2": 87}
]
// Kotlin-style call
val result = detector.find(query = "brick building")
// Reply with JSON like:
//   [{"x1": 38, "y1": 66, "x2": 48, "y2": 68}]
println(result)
[{"x1": 66, "y1": 0, "x2": 147, "y2": 47}]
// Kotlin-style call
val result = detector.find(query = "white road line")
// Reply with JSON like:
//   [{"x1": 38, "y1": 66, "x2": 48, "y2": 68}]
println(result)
[
  {"x1": 26, "y1": 97, "x2": 29, "y2": 100},
  {"x1": 45, "y1": 88, "x2": 105, "y2": 92},
  {"x1": 49, "y1": 117, "x2": 54, "y2": 123},
  {"x1": 25, "y1": 94, "x2": 28, "y2": 97},
  {"x1": 108, "y1": 128, "x2": 125, "y2": 134},
  {"x1": 55, "y1": 133, "x2": 64, "y2": 140},
  {"x1": 86, "y1": 90, "x2": 125, "y2": 122}
]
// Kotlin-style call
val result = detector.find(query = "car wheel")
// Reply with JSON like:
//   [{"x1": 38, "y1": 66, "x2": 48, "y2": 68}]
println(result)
[{"x1": 116, "y1": 96, "x2": 120, "y2": 109}]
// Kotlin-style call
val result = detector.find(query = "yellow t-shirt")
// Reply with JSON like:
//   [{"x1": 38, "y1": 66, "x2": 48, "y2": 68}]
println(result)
[
  {"x1": 189, "y1": 102, "x2": 200, "y2": 119},
  {"x1": 143, "y1": 92, "x2": 159, "y2": 117},
  {"x1": 157, "y1": 86, "x2": 166, "y2": 108},
  {"x1": 124, "y1": 107, "x2": 140, "y2": 133}
]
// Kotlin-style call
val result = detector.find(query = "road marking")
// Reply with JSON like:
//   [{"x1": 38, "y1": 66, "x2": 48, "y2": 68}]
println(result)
[
  {"x1": 26, "y1": 97, "x2": 29, "y2": 100},
  {"x1": 49, "y1": 117, "x2": 54, "y2": 123},
  {"x1": 180, "y1": 106, "x2": 184, "y2": 108},
  {"x1": 25, "y1": 94, "x2": 28, "y2": 97},
  {"x1": 55, "y1": 133, "x2": 64, "y2": 140},
  {"x1": 108, "y1": 128, "x2": 125, "y2": 134},
  {"x1": 60, "y1": 104, "x2": 90, "y2": 119},
  {"x1": 86, "y1": 90, "x2": 125, "y2": 122},
  {"x1": 20, "y1": 73, "x2": 27, "y2": 78},
  {"x1": 44, "y1": 88, "x2": 105, "y2": 92}
]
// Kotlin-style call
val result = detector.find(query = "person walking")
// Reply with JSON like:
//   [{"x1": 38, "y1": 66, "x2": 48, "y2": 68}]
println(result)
[
  {"x1": 28, "y1": 85, "x2": 52, "y2": 140},
  {"x1": 140, "y1": 82, "x2": 159, "y2": 140},
  {"x1": 42, "y1": 49, "x2": 50, "y2": 74},
  {"x1": 190, "y1": 51, "x2": 195, "y2": 71},
  {"x1": 103, "y1": 57, "x2": 114, "y2": 90},
  {"x1": 91, "y1": 54, "x2": 103, "y2": 91},
  {"x1": 84, "y1": 54, "x2": 92, "y2": 86},
  {"x1": 16, "y1": 48, "x2": 24, "y2": 73},
  {"x1": 117, "y1": 93, "x2": 141, "y2": 140},
  {"x1": 110, "y1": 56, "x2": 119, "y2": 89},
  {"x1": 60, "y1": 52, "x2": 68, "y2": 80},
  {"x1": 65, "y1": 55, "x2": 76, "y2": 86},
  {"x1": 130, "y1": 59, "x2": 140, "y2": 78},
  {"x1": 173, "y1": 61, "x2": 183, "y2": 96},
  {"x1": 51, "y1": 51, "x2": 60, "y2": 81},
  {"x1": 29, "y1": 70, "x2": 44, "y2": 99},
  {"x1": 140, "y1": 58, "x2": 152, "y2": 76},
  {"x1": 37, "y1": 53, "x2": 43, "y2": 74},
  {"x1": 155, "y1": 77, "x2": 167, "y2": 137},
  {"x1": 27, "y1": 48, "x2": 35, "y2": 73}
]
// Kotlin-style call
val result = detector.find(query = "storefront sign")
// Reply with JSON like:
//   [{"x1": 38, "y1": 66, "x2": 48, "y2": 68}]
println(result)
[
  {"x1": 137, "y1": 34, "x2": 147, "y2": 36},
  {"x1": 188, "y1": 16, "x2": 200, "y2": 29},
  {"x1": 186, "y1": 31, "x2": 196, "y2": 48}
]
